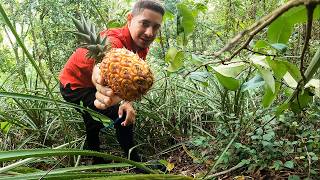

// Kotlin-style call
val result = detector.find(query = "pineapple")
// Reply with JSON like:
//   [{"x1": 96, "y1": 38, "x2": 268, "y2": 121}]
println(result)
[{"x1": 72, "y1": 16, "x2": 154, "y2": 101}]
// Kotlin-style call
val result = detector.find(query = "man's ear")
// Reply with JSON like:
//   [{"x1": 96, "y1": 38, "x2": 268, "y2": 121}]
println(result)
[{"x1": 127, "y1": 13, "x2": 133, "y2": 23}]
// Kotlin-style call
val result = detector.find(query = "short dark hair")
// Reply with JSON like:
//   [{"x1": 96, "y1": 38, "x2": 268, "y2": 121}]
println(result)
[{"x1": 132, "y1": 0, "x2": 165, "y2": 16}]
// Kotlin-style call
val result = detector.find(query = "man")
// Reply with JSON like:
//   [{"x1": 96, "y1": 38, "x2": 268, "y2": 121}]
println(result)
[{"x1": 59, "y1": 0, "x2": 164, "y2": 164}]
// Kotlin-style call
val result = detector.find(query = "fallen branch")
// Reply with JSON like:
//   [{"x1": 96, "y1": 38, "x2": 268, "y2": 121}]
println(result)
[{"x1": 204, "y1": 160, "x2": 248, "y2": 179}]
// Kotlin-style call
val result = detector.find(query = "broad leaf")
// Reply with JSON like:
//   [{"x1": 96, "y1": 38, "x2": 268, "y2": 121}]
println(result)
[
  {"x1": 270, "y1": 43, "x2": 287, "y2": 53},
  {"x1": 241, "y1": 75, "x2": 265, "y2": 92},
  {"x1": 250, "y1": 55, "x2": 269, "y2": 68},
  {"x1": 165, "y1": 47, "x2": 178, "y2": 63},
  {"x1": 212, "y1": 62, "x2": 246, "y2": 78},
  {"x1": 272, "y1": 160, "x2": 283, "y2": 170},
  {"x1": 283, "y1": 72, "x2": 298, "y2": 88},
  {"x1": 189, "y1": 72, "x2": 210, "y2": 83},
  {"x1": 163, "y1": 11, "x2": 174, "y2": 22},
  {"x1": 283, "y1": 61, "x2": 302, "y2": 82},
  {"x1": 267, "y1": 16, "x2": 293, "y2": 44},
  {"x1": 262, "y1": 82, "x2": 280, "y2": 108},
  {"x1": 167, "y1": 51, "x2": 184, "y2": 72},
  {"x1": 285, "y1": 5, "x2": 320, "y2": 24},
  {"x1": 258, "y1": 67, "x2": 275, "y2": 93},
  {"x1": 288, "y1": 175, "x2": 301, "y2": 180},
  {"x1": 195, "y1": 3, "x2": 208, "y2": 13},
  {"x1": 177, "y1": 3, "x2": 195, "y2": 36},
  {"x1": 276, "y1": 103, "x2": 289, "y2": 116},
  {"x1": 284, "y1": 160, "x2": 294, "y2": 169},
  {"x1": 266, "y1": 59, "x2": 287, "y2": 79},
  {"x1": 305, "y1": 79, "x2": 320, "y2": 98},
  {"x1": 254, "y1": 40, "x2": 269, "y2": 50},
  {"x1": 290, "y1": 90, "x2": 313, "y2": 113},
  {"x1": 190, "y1": 54, "x2": 203, "y2": 66},
  {"x1": 215, "y1": 72, "x2": 240, "y2": 91}
]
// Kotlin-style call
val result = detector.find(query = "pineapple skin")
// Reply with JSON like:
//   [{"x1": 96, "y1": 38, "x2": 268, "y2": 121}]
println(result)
[{"x1": 100, "y1": 48, "x2": 154, "y2": 101}]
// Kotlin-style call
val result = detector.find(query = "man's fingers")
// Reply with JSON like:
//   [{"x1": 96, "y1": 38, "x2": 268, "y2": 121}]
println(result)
[
  {"x1": 94, "y1": 99, "x2": 106, "y2": 110},
  {"x1": 121, "y1": 110, "x2": 136, "y2": 126},
  {"x1": 95, "y1": 92, "x2": 112, "y2": 105},
  {"x1": 96, "y1": 84, "x2": 114, "y2": 96}
]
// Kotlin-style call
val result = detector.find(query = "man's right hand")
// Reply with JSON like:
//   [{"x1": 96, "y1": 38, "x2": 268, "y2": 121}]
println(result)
[{"x1": 92, "y1": 64, "x2": 121, "y2": 110}]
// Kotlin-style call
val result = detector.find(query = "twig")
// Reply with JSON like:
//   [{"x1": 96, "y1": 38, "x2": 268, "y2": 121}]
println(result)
[
  {"x1": 203, "y1": 132, "x2": 239, "y2": 179},
  {"x1": 205, "y1": 160, "x2": 247, "y2": 179},
  {"x1": 39, "y1": 156, "x2": 67, "y2": 180},
  {"x1": 302, "y1": 138, "x2": 312, "y2": 178},
  {"x1": 245, "y1": 47, "x2": 277, "y2": 57},
  {"x1": 300, "y1": 3, "x2": 316, "y2": 81}
]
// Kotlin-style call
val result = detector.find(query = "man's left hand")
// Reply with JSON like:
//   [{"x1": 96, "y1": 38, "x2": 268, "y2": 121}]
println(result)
[{"x1": 118, "y1": 101, "x2": 136, "y2": 126}]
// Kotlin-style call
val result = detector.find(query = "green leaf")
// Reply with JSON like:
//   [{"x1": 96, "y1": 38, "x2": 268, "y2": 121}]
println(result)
[
  {"x1": 167, "y1": 51, "x2": 184, "y2": 72},
  {"x1": 288, "y1": 175, "x2": 300, "y2": 180},
  {"x1": 177, "y1": 3, "x2": 195, "y2": 36},
  {"x1": 262, "y1": 132, "x2": 274, "y2": 141},
  {"x1": 107, "y1": 20, "x2": 121, "y2": 28},
  {"x1": 163, "y1": 11, "x2": 174, "y2": 22},
  {"x1": 212, "y1": 62, "x2": 246, "y2": 78},
  {"x1": 285, "y1": 6, "x2": 308, "y2": 24},
  {"x1": 283, "y1": 72, "x2": 298, "y2": 88},
  {"x1": 270, "y1": 43, "x2": 288, "y2": 53},
  {"x1": 266, "y1": 59, "x2": 287, "y2": 80},
  {"x1": 276, "y1": 103, "x2": 289, "y2": 116},
  {"x1": 190, "y1": 54, "x2": 203, "y2": 66},
  {"x1": 0, "y1": 149, "x2": 156, "y2": 174},
  {"x1": 267, "y1": 5, "x2": 320, "y2": 47},
  {"x1": 290, "y1": 90, "x2": 313, "y2": 113},
  {"x1": 241, "y1": 75, "x2": 265, "y2": 92},
  {"x1": 258, "y1": 67, "x2": 275, "y2": 93},
  {"x1": 284, "y1": 160, "x2": 294, "y2": 169},
  {"x1": 250, "y1": 55, "x2": 269, "y2": 68},
  {"x1": 267, "y1": 16, "x2": 293, "y2": 44},
  {"x1": 272, "y1": 160, "x2": 283, "y2": 170},
  {"x1": 254, "y1": 40, "x2": 269, "y2": 50},
  {"x1": 189, "y1": 72, "x2": 210, "y2": 83},
  {"x1": 0, "y1": 92, "x2": 112, "y2": 127},
  {"x1": 283, "y1": 61, "x2": 302, "y2": 82},
  {"x1": 285, "y1": 5, "x2": 320, "y2": 24},
  {"x1": 195, "y1": 3, "x2": 208, "y2": 13},
  {"x1": 262, "y1": 82, "x2": 280, "y2": 108},
  {"x1": 0, "y1": 122, "x2": 11, "y2": 134},
  {"x1": 215, "y1": 72, "x2": 240, "y2": 91},
  {"x1": 165, "y1": 47, "x2": 178, "y2": 63},
  {"x1": 305, "y1": 79, "x2": 320, "y2": 98},
  {"x1": 3, "y1": 164, "x2": 133, "y2": 180}
]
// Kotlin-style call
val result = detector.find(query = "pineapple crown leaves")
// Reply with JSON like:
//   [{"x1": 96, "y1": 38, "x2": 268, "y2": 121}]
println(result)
[{"x1": 71, "y1": 15, "x2": 110, "y2": 63}]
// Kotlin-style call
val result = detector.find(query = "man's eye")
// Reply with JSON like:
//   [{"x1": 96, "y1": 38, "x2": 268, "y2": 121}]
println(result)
[{"x1": 141, "y1": 21, "x2": 149, "y2": 27}]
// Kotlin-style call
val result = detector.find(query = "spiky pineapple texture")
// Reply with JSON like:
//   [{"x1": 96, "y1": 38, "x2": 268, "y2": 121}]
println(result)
[{"x1": 100, "y1": 48, "x2": 154, "y2": 101}]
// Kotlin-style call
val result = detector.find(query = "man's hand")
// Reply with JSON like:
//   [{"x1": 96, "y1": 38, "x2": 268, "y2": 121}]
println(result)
[
  {"x1": 118, "y1": 101, "x2": 136, "y2": 126},
  {"x1": 92, "y1": 64, "x2": 121, "y2": 109}
]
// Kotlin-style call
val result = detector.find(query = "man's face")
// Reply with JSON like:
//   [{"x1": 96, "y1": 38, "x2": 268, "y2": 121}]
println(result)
[{"x1": 127, "y1": 9, "x2": 162, "y2": 49}]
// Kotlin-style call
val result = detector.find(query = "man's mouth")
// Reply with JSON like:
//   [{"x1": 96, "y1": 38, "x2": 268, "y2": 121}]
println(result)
[{"x1": 140, "y1": 38, "x2": 152, "y2": 43}]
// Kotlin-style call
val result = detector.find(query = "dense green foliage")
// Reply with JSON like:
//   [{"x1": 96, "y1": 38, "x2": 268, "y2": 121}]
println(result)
[{"x1": 0, "y1": 0, "x2": 319, "y2": 179}]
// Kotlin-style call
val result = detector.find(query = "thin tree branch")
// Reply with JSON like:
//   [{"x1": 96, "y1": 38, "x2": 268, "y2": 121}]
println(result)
[
  {"x1": 245, "y1": 47, "x2": 277, "y2": 57},
  {"x1": 300, "y1": 3, "x2": 316, "y2": 81}
]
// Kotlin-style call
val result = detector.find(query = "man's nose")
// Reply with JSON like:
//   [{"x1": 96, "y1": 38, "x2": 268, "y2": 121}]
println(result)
[{"x1": 144, "y1": 27, "x2": 154, "y2": 38}]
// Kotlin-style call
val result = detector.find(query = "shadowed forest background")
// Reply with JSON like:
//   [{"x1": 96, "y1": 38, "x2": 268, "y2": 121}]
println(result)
[{"x1": 0, "y1": 0, "x2": 320, "y2": 179}]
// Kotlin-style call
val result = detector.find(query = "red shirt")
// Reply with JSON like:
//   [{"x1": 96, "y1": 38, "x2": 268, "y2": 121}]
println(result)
[{"x1": 59, "y1": 26, "x2": 149, "y2": 90}]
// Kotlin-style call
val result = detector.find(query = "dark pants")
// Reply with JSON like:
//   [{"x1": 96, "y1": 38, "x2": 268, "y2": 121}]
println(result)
[{"x1": 60, "y1": 83, "x2": 140, "y2": 162}]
